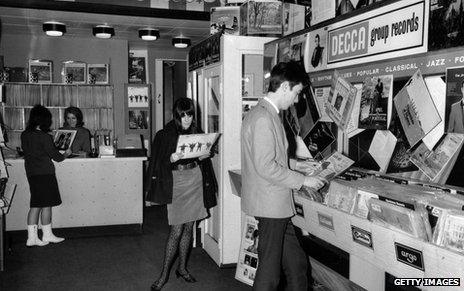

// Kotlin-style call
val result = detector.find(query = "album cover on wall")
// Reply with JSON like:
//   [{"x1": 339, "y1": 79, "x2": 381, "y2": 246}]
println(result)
[
  {"x1": 128, "y1": 50, "x2": 147, "y2": 84},
  {"x1": 445, "y1": 66, "x2": 464, "y2": 134},
  {"x1": 358, "y1": 75, "x2": 393, "y2": 130},
  {"x1": 302, "y1": 121, "x2": 335, "y2": 159},
  {"x1": 326, "y1": 71, "x2": 357, "y2": 131},
  {"x1": 304, "y1": 28, "x2": 328, "y2": 73},
  {"x1": 429, "y1": 0, "x2": 464, "y2": 51},
  {"x1": 410, "y1": 133, "x2": 464, "y2": 182},
  {"x1": 386, "y1": 108, "x2": 419, "y2": 174},
  {"x1": 393, "y1": 70, "x2": 441, "y2": 147}
]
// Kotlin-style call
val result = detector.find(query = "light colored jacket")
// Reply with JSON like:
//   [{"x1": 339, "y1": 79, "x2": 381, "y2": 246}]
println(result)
[
  {"x1": 241, "y1": 99, "x2": 305, "y2": 218},
  {"x1": 448, "y1": 100, "x2": 464, "y2": 134}
]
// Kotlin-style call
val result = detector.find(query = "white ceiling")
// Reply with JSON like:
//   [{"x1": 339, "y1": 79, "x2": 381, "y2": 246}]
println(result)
[{"x1": 0, "y1": 7, "x2": 211, "y2": 49}]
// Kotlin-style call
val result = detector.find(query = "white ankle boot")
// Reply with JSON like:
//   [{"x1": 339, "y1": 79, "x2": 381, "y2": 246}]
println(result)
[
  {"x1": 41, "y1": 224, "x2": 65, "y2": 243},
  {"x1": 26, "y1": 225, "x2": 49, "y2": 247}
]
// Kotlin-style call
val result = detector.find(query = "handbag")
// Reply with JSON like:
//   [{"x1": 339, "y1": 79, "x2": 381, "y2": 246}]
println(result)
[{"x1": 199, "y1": 158, "x2": 218, "y2": 209}]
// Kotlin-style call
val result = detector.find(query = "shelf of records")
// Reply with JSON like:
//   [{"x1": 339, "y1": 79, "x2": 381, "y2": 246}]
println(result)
[
  {"x1": 0, "y1": 61, "x2": 109, "y2": 84},
  {"x1": 282, "y1": 62, "x2": 464, "y2": 189},
  {"x1": 292, "y1": 175, "x2": 464, "y2": 283}
]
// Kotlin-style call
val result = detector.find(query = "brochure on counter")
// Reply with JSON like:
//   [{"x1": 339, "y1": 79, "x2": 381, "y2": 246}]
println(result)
[{"x1": 176, "y1": 133, "x2": 220, "y2": 159}]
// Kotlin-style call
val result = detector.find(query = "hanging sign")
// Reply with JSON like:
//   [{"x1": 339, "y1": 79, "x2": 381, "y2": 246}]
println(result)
[{"x1": 307, "y1": 0, "x2": 428, "y2": 71}]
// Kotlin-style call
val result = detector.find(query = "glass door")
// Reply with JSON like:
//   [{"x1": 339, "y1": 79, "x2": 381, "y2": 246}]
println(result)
[{"x1": 202, "y1": 64, "x2": 221, "y2": 264}]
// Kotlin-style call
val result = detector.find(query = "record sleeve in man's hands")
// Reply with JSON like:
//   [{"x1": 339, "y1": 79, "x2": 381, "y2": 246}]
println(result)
[
  {"x1": 54, "y1": 129, "x2": 77, "y2": 152},
  {"x1": 176, "y1": 133, "x2": 220, "y2": 159}
]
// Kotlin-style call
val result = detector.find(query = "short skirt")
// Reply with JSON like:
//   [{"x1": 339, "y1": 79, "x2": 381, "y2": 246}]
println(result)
[
  {"x1": 27, "y1": 174, "x2": 62, "y2": 208},
  {"x1": 167, "y1": 166, "x2": 207, "y2": 225}
]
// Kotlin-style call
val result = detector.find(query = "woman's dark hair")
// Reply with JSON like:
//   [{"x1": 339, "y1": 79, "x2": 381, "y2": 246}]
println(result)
[
  {"x1": 268, "y1": 61, "x2": 308, "y2": 93},
  {"x1": 63, "y1": 106, "x2": 84, "y2": 127},
  {"x1": 26, "y1": 104, "x2": 53, "y2": 132},
  {"x1": 173, "y1": 98, "x2": 196, "y2": 133}
]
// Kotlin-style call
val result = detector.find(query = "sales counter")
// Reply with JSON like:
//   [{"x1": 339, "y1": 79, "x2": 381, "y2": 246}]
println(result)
[{"x1": 5, "y1": 157, "x2": 146, "y2": 231}]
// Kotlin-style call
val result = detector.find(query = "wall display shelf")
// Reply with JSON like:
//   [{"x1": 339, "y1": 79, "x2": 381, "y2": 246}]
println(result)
[{"x1": 0, "y1": 83, "x2": 114, "y2": 155}]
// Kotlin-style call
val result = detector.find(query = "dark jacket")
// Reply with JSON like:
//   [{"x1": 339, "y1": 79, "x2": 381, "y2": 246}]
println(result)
[
  {"x1": 145, "y1": 120, "x2": 217, "y2": 209},
  {"x1": 21, "y1": 129, "x2": 65, "y2": 177}
]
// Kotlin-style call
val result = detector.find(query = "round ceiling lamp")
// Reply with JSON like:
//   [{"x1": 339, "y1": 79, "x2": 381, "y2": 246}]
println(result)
[
  {"x1": 139, "y1": 28, "x2": 159, "y2": 41},
  {"x1": 172, "y1": 37, "x2": 191, "y2": 48},
  {"x1": 43, "y1": 21, "x2": 66, "y2": 37},
  {"x1": 93, "y1": 25, "x2": 115, "y2": 39}
]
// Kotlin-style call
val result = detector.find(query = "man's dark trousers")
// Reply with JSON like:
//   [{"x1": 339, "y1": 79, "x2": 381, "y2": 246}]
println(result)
[{"x1": 253, "y1": 217, "x2": 309, "y2": 291}]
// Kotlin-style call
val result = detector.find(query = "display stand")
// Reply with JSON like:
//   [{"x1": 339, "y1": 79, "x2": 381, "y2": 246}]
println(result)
[{"x1": 188, "y1": 34, "x2": 275, "y2": 266}]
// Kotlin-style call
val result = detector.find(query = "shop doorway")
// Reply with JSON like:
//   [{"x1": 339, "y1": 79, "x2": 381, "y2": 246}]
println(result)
[{"x1": 154, "y1": 59, "x2": 187, "y2": 132}]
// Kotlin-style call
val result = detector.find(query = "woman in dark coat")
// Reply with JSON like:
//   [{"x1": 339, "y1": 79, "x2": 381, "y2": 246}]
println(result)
[
  {"x1": 146, "y1": 98, "x2": 217, "y2": 290},
  {"x1": 21, "y1": 105, "x2": 72, "y2": 247}
]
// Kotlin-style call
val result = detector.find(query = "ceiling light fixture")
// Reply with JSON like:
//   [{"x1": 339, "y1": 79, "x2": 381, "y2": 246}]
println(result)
[
  {"x1": 93, "y1": 25, "x2": 115, "y2": 39},
  {"x1": 139, "y1": 28, "x2": 159, "y2": 41},
  {"x1": 172, "y1": 37, "x2": 191, "y2": 48},
  {"x1": 43, "y1": 21, "x2": 66, "y2": 37}
]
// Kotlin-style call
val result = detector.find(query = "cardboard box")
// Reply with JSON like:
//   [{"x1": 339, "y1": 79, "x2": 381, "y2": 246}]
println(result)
[
  {"x1": 283, "y1": 3, "x2": 306, "y2": 36},
  {"x1": 210, "y1": 6, "x2": 240, "y2": 35},
  {"x1": 240, "y1": 0, "x2": 282, "y2": 36}
]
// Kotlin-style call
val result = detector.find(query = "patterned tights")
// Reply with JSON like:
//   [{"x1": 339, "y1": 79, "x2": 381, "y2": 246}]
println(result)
[{"x1": 156, "y1": 221, "x2": 194, "y2": 284}]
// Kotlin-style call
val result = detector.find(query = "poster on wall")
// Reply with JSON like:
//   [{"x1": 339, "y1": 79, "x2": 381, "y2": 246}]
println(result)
[
  {"x1": 62, "y1": 62, "x2": 86, "y2": 84},
  {"x1": 87, "y1": 64, "x2": 109, "y2": 84},
  {"x1": 445, "y1": 66, "x2": 464, "y2": 133},
  {"x1": 127, "y1": 85, "x2": 149, "y2": 108},
  {"x1": 28, "y1": 60, "x2": 52, "y2": 83},
  {"x1": 358, "y1": 75, "x2": 393, "y2": 130},
  {"x1": 128, "y1": 110, "x2": 149, "y2": 130},
  {"x1": 429, "y1": 0, "x2": 464, "y2": 51},
  {"x1": 125, "y1": 84, "x2": 151, "y2": 134},
  {"x1": 304, "y1": 27, "x2": 328, "y2": 73},
  {"x1": 128, "y1": 50, "x2": 147, "y2": 84},
  {"x1": 289, "y1": 33, "x2": 307, "y2": 67},
  {"x1": 393, "y1": 70, "x2": 441, "y2": 147},
  {"x1": 235, "y1": 215, "x2": 259, "y2": 286}
]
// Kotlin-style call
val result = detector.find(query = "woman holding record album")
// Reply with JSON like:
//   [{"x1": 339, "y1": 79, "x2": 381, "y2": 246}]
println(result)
[
  {"x1": 21, "y1": 105, "x2": 72, "y2": 247},
  {"x1": 60, "y1": 106, "x2": 91, "y2": 155},
  {"x1": 145, "y1": 98, "x2": 217, "y2": 291}
]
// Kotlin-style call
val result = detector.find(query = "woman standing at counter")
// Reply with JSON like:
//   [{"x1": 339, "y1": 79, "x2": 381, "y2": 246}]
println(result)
[
  {"x1": 146, "y1": 98, "x2": 217, "y2": 291},
  {"x1": 60, "y1": 106, "x2": 91, "y2": 155},
  {"x1": 21, "y1": 105, "x2": 71, "y2": 247}
]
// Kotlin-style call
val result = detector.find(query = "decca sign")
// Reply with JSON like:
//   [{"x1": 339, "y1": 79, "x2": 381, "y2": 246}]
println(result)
[{"x1": 327, "y1": 0, "x2": 427, "y2": 66}]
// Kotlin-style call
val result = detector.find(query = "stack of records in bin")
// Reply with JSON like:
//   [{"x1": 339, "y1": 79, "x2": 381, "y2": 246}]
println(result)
[
  {"x1": 367, "y1": 198, "x2": 432, "y2": 242},
  {"x1": 432, "y1": 210, "x2": 464, "y2": 254}
]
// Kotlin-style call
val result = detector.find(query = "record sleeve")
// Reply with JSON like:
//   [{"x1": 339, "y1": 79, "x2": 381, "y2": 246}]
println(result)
[
  {"x1": 326, "y1": 71, "x2": 357, "y2": 132},
  {"x1": 393, "y1": 69, "x2": 441, "y2": 147}
]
